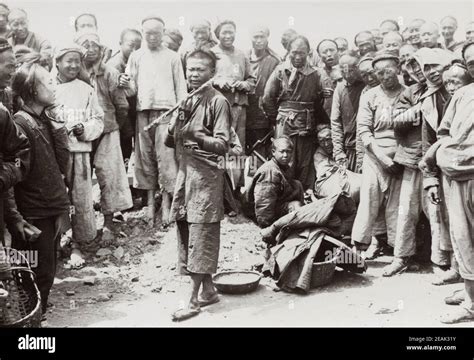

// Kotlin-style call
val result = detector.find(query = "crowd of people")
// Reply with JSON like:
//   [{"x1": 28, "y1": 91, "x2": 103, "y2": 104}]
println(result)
[{"x1": 0, "y1": 2, "x2": 472, "y2": 325}]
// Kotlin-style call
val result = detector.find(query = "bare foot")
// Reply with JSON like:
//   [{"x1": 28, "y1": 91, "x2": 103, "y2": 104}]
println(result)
[
  {"x1": 102, "y1": 227, "x2": 115, "y2": 247},
  {"x1": 68, "y1": 248, "x2": 85, "y2": 269},
  {"x1": 198, "y1": 292, "x2": 219, "y2": 307}
]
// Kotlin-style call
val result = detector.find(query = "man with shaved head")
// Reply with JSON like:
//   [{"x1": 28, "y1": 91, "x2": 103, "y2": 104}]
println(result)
[
  {"x1": 382, "y1": 31, "x2": 404, "y2": 56},
  {"x1": 465, "y1": 21, "x2": 474, "y2": 42},
  {"x1": 181, "y1": 18, "x2": 218, "y2": 71},
  {"x1": 122, "y1": 16, "x2": 187, "y2": 225},
  {"x1": 440, "y1": 16, "x2": 464, "y2": 52},
  {"x1": 8, "y1": 8, "x2": 52, "y2": 69},
  {"x1": 280, "y1": 28, "x2": 298, "y2": 60},
  {"x1": 420, "y1": 22, "x2": 443, "y2": 49},
  {"x1": 442, "y1": 63, "x2": 471, "y2": 96},
  {"x1": 317, "y1": 39, "x2": 341, "y2": 117},
  {"x1": 380, "y1": 19, "x2": 400, "y2": 37},
  {"x1": 370, "y1": 28, "x2": 384, "y2": 50},
  {"x1": 334, "y1": 37, "x2": 349, "y2": 55},
  {"x1": 407, "y1": 18, "x2": 426, "y2": 48},
  {"x1": 246, "y1": 136, "x2": 303, "y2": 228},
  {"x1": 75, "y1": 13, "x2": 113, "y2": 63},
  {"x1": 354, "y1": 31, "x2": 377, "y2": 56},
  {"x1": 246, "y1": 26, "x2": 280, "y2": 172},
  {"x1": 330, "y1": 53, "x2": 365, "y2": 172}
]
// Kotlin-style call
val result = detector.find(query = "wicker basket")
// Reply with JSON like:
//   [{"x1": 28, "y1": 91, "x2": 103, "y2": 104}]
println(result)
[
  {"x1": 310, "y1": 247, "x2": 342, "y2": 288},
  {"x1": 0, "y1": 249, "x2": 42, "y2": 328}
]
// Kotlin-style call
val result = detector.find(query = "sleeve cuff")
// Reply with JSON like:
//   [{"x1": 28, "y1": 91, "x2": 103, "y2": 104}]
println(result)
[
  {"x1": 361, "y1": 134, "x2": 373, "y2": 148},
  {"x1": 423, "y1": 177, "x2": 440, "y2": 190}
]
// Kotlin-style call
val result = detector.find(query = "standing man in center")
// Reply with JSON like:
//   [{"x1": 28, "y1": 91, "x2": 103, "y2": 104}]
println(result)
[
  {"x1": 263, "y1": 35, "x2": 330, "y2": 191},
  {"x1": 211, "y1": 20, "x2": 256, "y2": 194},
  {"x1": 123, "y1": 16, "x2": 187, "y2": 226},
  {"x1": 166, "y1": 49, "x2": 231, "y2": 321}
]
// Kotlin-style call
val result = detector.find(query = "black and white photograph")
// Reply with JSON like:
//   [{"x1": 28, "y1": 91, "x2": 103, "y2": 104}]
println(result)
[{"x1": 0, "y1": 0, "x2": 473, "y2": 351}]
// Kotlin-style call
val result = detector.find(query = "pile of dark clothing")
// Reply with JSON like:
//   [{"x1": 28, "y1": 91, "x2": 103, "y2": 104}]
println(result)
[{"x1": 260, "y1": 192, "x2": 366, "y2": 293}]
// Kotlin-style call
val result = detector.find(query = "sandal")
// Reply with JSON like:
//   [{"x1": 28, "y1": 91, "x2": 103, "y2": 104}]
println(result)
[
  {"x1": 382, "y1": 258, "x2": 409, "y2": 277},
  {"x1": 432, "y1": 269, "x2": 462, "y2": 286},
  {"x1": 101, "y1": 227, "x2": 116, "y2": 247},
  {"x1": 352, "y1": 241, "x2": 370, "y2": 252},
  {"x1": 171, "y1": 307, "x2": 201, "y2": 322},
  {"x1": 113, "y1": 212, "x2": 125, "y2": 222},
  {"x1": 444, "y1": 289, "x2": 465, "y2": 306},
  {"x1": 198, "y1": 294, "x2": 220, "y2": 308},
  {"x1": 440, "y1": 306, "x2": 474, "y2": 324},
  {"x1": 363, "y1": 240, "x2": 383, "y2": 260}
]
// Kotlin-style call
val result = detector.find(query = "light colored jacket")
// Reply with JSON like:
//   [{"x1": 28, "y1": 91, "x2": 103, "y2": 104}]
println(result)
[
  {"x1": 55, "y1": 78, "x2": 104, "y2": 152},
  {"x1": 125, "y1": 45, "x2": 187, "y2": 111}
]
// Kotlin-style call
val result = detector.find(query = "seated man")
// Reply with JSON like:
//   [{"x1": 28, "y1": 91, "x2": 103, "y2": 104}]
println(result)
[
  {"x1": 246, "y1": 136, "x2": 304, "y2": 228},
  {"x1": 313, "y1": 128, "x2": 361, "y2": 203}
]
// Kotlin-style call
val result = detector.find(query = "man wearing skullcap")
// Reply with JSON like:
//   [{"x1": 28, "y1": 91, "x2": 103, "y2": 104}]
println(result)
[
  {"x1": 75, "y1": 31, "x2": 133, "y2": 244},
  {"x1": 54, "y1": 43, "x2": 104, "y2": 268},
  {"x1": 385, "y1": 48, "x2": 446, "y2": 276},
  {"x1": 352, "y1": 54, "x2": 390, "y2": 258},
  {"x1": 8, "y1": 8, "x2": 52, "y2": 70},
  {"x1": 122, "y1": 16, "x2": 187, "y2": 226},
  {"x1": 426, "y1": 41, "x2": 474, "y2": 324},
  {"x1": 351, "y1": 53, "x2": 405, "y2": 263},
  {"x1": 211, "y1": 20, "x2": 256, "y2": 194},
  {"x1": 400, "y1": 48, "x2": 459, "y2": 280}
]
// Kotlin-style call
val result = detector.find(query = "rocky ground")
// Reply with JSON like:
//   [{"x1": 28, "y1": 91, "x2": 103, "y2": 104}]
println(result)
[{"x1": 44, "y1": 199, "x2": 469, "y2": 328}]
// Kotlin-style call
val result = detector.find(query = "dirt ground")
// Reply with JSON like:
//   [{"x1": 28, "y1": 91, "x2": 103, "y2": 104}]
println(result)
[{"x1": 44, "y1": 199, "x2": 470, "y2": 328}]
